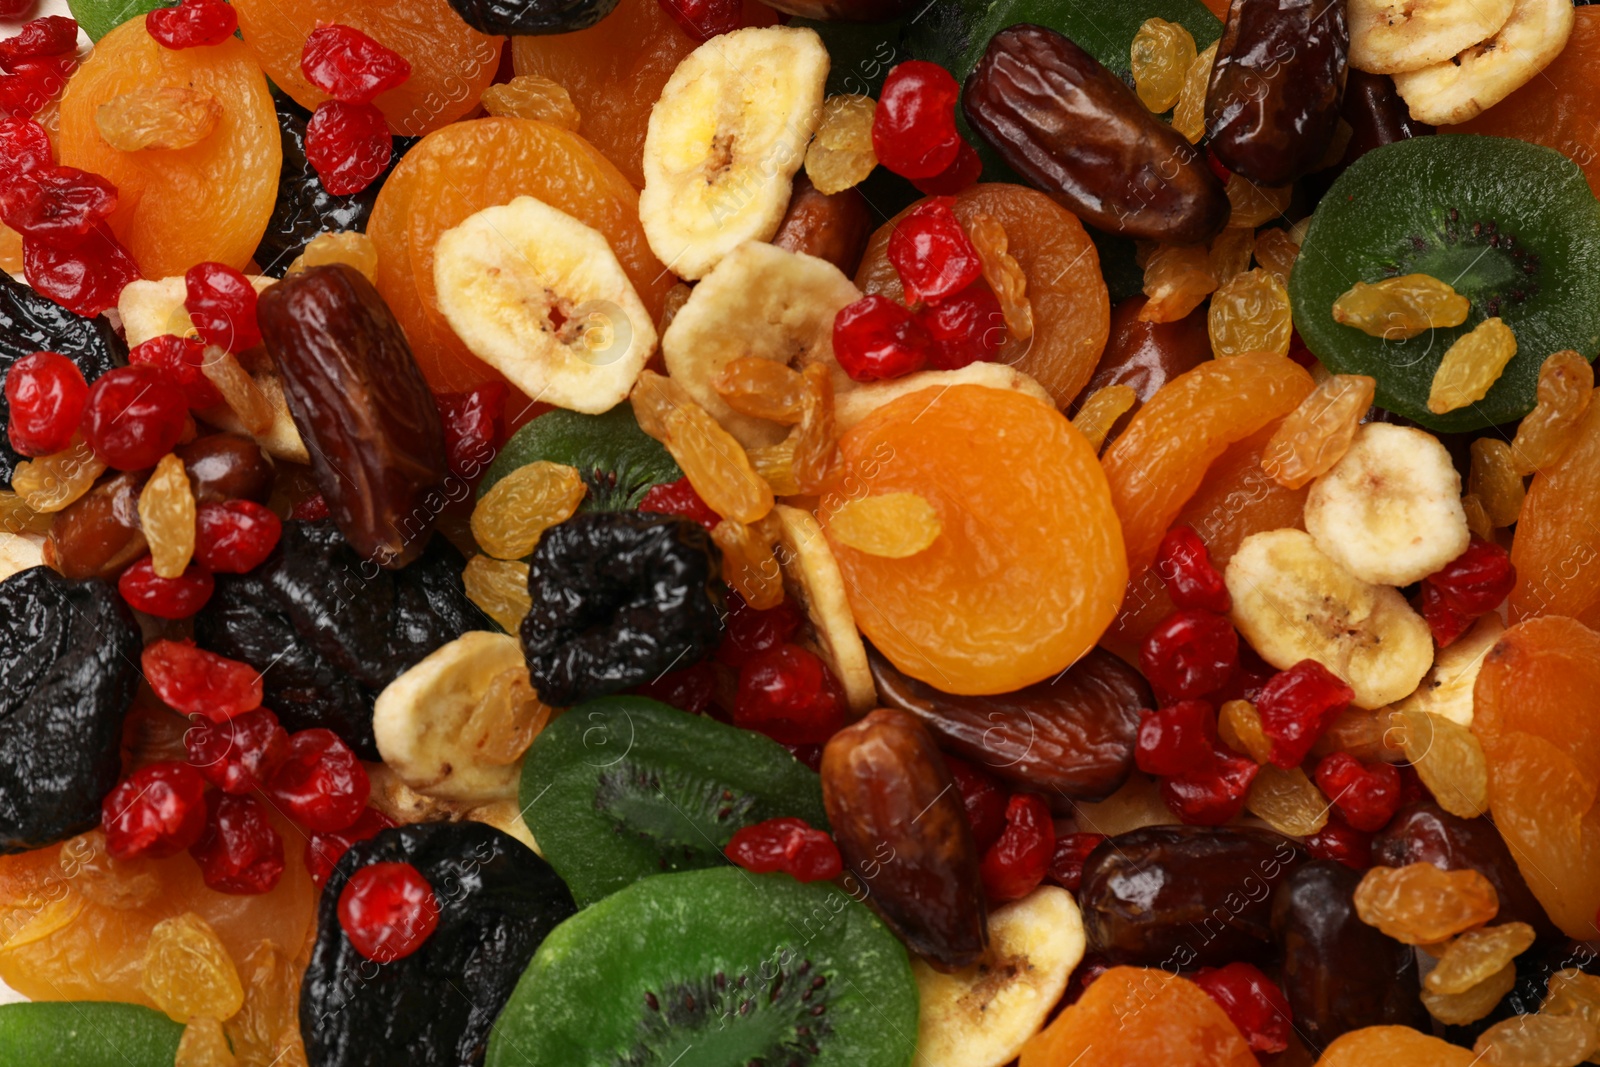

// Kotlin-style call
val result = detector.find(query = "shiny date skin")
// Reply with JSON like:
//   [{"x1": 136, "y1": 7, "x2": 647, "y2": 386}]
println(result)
[
  {"x1": 1340, "y1": 69, "x2": 1433, "y2": 167},
  {"x1": 258, "y1": 265, "x2": 447, "y2": 569},
  {"x1": 1205, "y1": 0, "x2": 1349, "y2": 186},
  {"x1": 176, "y1": 432, "x2": 275, "y2": 506},
  {"x1": 821, "y1": 707, "x2": 988, "y2": 971},
  {"x1": 1072, "y1": 295, "x2": 1211, "y2": 439},
  {"x1": 868, "y1": 645, "x2": 1147, "y2": 801},
  {"x1": 963, "y1": 24, "x2": 1229, "y2": 244},
  {"x1": 1079, "y1": 825, "x2": 1304, "y2": 967},
  {"x1": 44, "y1": 471, "x2": 147, "y2": 581},
  {"x1": 772, "y1": 173, "x2": 874, "y2": 279}
]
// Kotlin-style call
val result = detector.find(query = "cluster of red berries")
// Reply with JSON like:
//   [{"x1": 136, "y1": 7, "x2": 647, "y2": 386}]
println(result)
[
  {"x1": 435, "y1": 380, "x2": 508, "y2": 481},
  {"x1": 872, "y1": 60, "x2": 982, "y2": 196},
  {"x1": 942, "y1": 754, "x2": 1055, "y2": 903},
  {"x1": 299, "y1": 25, "x2": 409, "y2": 196},
  {"x1": 0, "y1": 15, "x2": 75, "y2": 121},
  {"x1": 1414, "y1": 537, "x2": 1516, "y2": 646}
]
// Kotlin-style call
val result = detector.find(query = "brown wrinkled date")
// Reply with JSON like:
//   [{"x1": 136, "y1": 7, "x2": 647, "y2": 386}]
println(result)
[
  {"x1": 1204, "y1": 0, "x2": 1349, "y2": 186},
  {"x1": 44, "y1": 470, "x2": 147, "y2": 580},
  {"x1": 174, "y1": 433, "x2": 274, "y2": 505},
  {"x1": 821, "y1": 707, "x2": 988, "y2": 971},
  {"x1": 963, "y1": 24, "x2": 1230, "y2": 243},
  {"x1": 868, "y1": 645, "x2": 1147, "y2": 800},
  {"x1": 1339, "y1": 69, "x2": 1432, "y2": 170},
  {"x1": 257, "y1": 264, "x2": 448, "y2": 568},
  {"x1": 1071, "y1": 295, "x2": 1211, "y2": 440},
  {"x1": 772, "y1": 173, "x2": 874, "y2": 279}
]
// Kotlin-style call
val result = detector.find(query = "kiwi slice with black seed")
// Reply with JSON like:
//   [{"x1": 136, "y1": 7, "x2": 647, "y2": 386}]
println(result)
[
  {"x1": 485, "y1": 867, "x2": 919, "y2": 1067},
  {"x1": 1290, "y1": 135, "x2": 1600, "y2": 432},
  {"x1": 519, "y1": 696, "x2": 830, "y2": 906},
  {"x1": 479, "y1": 406, "x2": 680, "y2": 510}
]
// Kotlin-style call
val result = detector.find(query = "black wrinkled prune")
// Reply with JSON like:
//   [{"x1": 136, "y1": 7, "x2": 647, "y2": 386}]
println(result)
[
  {"x1": 0, "y1": 566, "x2": 140, "y2": 852},
  {"x1": 193, "y1": 520, "x2": 485, "y2": 758},
  {"x1": 0, "y1": 271, "x2": 126, "y2": 489},
  {"x1": 445, "y1": 0, "x2": 617, "y2": 37},
  {"x1": 300, "y1": 821, "x2": 576, "y2": 1067},
  {"x1": 520, "y1": 512, "x2": 723, "y2": 707}
]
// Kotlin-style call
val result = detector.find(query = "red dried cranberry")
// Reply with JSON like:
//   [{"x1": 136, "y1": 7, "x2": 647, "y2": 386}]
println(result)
[
  {"x1": 190, "y1": 791, "x2": 285, "y2": 894},
  {"x1": 304, "y1": 807, "x2": 396, "y2": 888},
  {"x1": 979, "y1": 793, "x2": 1054, "y2": 903},
  {"x1": 142, "y1": 637, "x2": 263, "y2": 720},
  {"x1": 194, "y1": 500, "x2": 282, "y2": 573},
  {"x1": 1213, "y1": 642, "x2": 1276, "y2": 705},
  {"x1": 655, "y1": 0, "x2": 741, "y2": 43},
  {"x1": 1423, "y1": 538, "x2": 1515, "y2": 620},
  {"x1": 1155, "y1": 525, "x2": 1231, "y2": 613},
  {"x1": 0, "y1": 16, "x2": 77, "y2": 66},
  {"x1": 638, "y1": 475, "x2": 720, "y2": 531},
  {"x1": 300, "y1": 25, "x2": 411, "y2": 105},
  {"x1": 184, "y1": 261, "x2": 262, "y2": 354},
  {"x1": 1139, "y1": 608, "x2": 1239, "y2": 701},
  {"x1": 715, "y1": 593, "x2": 802, "y2": 668},
  {"x1": 1191, "y1": 962, "x2": 1293, "y2": 1055},
  {"x1": 944, "y1": 754, "x2": 1008, "y2": 855},
  {"x1": 118, "y1": 558, "x2": 215, "y2": 619},
  {"x1": 80, "y1": 365, "x2": 188, "y2": 470},
  {"x1": 304, "y1": 100, "x2": 392, "y2": 196},
  {"x1": 1313, "y1": 751, "x2": 1400, "y2": 833},
  {"x1": 290, "y1": 492, "x2": 330, "y2": 520},
  {"x1": 127, "y1": 334, "x2": 222, "y2": 409},
  {"x1": 0, "y1": 55, "x2": 73, "y2": 120},
  {"x1": 22, "y1": 223, "x2": 140, "y2": 317},
  {"x1": 0, "y1": 117, "x2": 52, "y2": 184},
  {"x1": 1160, "y1": 750, "x2": 1259, "y2": 825},
  {"x1": 725, "y1": 816, "x2": 842, "y2": 883},
  {"x1": 832, "y1": 294, "x2": 931, "y2": 382},
  {"x1": 886, "y1": 197, "x2": 983, "y2": 305},
  {"x1": 733, "y1": 642, "x2": 849, "y2": 745},
  {"x1": 185, "y1": 709, "x2": 289, "y2": 794},
  {"x1": 1396, "y1": 762, "x2": 1429, "y2": 807},
  {"x1": 266, "y1": 728, "x2": 370, "y2": 833},
  {"x1": 1047, "y1": 831, "x2": 1106, "y2": 892},
  {"x1": 144, "y1": 0, "x2": 236, "y2": 49},
  {"x1": 1255, "y1": 659, "x2": 1354, "y2": 769},
  {"x1": 629, "y1": 661, "x2": 716, "y2": 715},
  {"x1": 919, "y1": 285, "x2": 1005, "y2": 370},
  {"x1": 2, "y1": 166, "x2": 116, "y2": 247},
  {"x1": 1304, "y1": 811, "x2": 1372, "y2": 870},
  {"x1": 338, "y1": 861, "x2": 440, "y2": 962},
  {"x1": 0, "y1": 0, "x2": 33, "y2": 19},
  {"x1": 911, "y1": 139, "x2": 982, "y2": 196},
  {"x1": 101, "y1": 761, "x2": 208, "y2": 860},
  {"x1": 1135, "y1": 699, "x2": 1219, "y2": 777},
  {"x1": 1415, "y1": 582, "x2": 1472, "y2": 648},
  {"x1": 4, "y1": 350, "x2": 86, "y2": 456},
  {"x1": 433, "y1": 381, "x2": 506, "y2": 481},
  {"x1": 871, "y1": 60, "x2": 961, "y2": 180}
]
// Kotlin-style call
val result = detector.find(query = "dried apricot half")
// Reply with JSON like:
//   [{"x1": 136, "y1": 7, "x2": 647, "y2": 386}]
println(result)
[{"x1": 1508, "y1": 383, "x2": 1600, "y2": 625}]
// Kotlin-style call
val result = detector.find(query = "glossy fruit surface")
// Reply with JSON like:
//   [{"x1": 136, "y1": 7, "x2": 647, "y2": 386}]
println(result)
[
  {"x1": 1509, "y1": 391, "x2": 1600, "y2": 625},
  {"x1": 337, "y1": 861, "x2": 438, "y2": 962}
]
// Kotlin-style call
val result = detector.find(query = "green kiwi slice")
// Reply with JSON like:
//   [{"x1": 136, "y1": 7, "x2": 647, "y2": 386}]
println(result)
[
  {"x1": 480, "y1": 406, "x2": 680, "y2": 510},
  {"x1": 1290, "y1": 135, "x2": 1600, "y2": 432},
  {"x1": 519, "y1": 697, "x2": 830, "y2": 906},
  {"x1": 0, "y1": 1002, "x2": 184, "y2": 1066},
  {"x1": 485, "y1": 867, "x2": 919, "y2": 1067}
]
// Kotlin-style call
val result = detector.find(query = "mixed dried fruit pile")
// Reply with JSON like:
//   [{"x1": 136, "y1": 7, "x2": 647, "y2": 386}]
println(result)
[{"x1": 0, "y1": 0, "x2": 1598, "y2": 1063}]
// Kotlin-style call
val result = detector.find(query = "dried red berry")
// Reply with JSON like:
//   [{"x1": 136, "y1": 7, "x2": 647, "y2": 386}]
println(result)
[
  {"x1": 1255, "y1": 659, "x2": 1354, "y2": 769},
  {"x1": 4, "y1": 350, "x2": 86, "y2": 456},
  {"x1": 118, "y1": 557, "x2": 215, "y2": 619},
  {"x1": 22, "y1": 223, "x2": 139, "y2": 317},
  {"x1": 725, "y1": 816, "x2": 842, "y2": 883},
  {"x1": 289, "y1": 492, "x2": 330, "y2": 521},
  {"x1": 1313, "y1": 752, "x2": 1400, "y2": 833},
  {"x1": 1422, "y1": 538, "x2": 1515, "y2": 623},
  {"x1": 81, "y1": 365, "x2": 188, "y2": 471},
  {"x1": 1159, "y1": 752, "x2": 1259, "y2": 825},
  {"x1": 1139, "y1": 608, "x2": 1239, "y2": 701},
  {"x1": 0, "y1": 55, "x2": 73, "y2": 120},
  {"x1": 0, "y1": 0, "x2": 35, "y2": 21},
  {"x1": 944, "y1": 754, "x2": 1008, "y2": 855},
  {"x1": 1304, "y1": 811, "x2": 1372, "y2": 870},
  {"x1": 911, "y1": 139, "x2": 982, "y2": 197},
  {"x1": 142, "y1": 637, "x2": 263, "y2": 720},
  {"x1": 1135, "y1": 699, "x2": 1220, "y2": 778},
  {"x1": 872, "y1": 60, "x2": 961, "y2": 181},
  {"x1": 0, "y1": 16, "x2": 77, "y2": 66},
  {"x1": 266, "y1": 728, "x2": 370, "y2": 833},
  {"x1": 338, "y1": 861, "x2": 440, "y2": 962},
  {"x1": 184, "y1": 708, "x2": 289, "y2": 794},
  {"x1": 304, "y1": 100, "x2": 392, "y2": 196},
  {"x1": 189, "y1": 790, "x2": 285, "y2": 894},
  {"x1": 184, "y1": 261, "x2": 262, "y2": 354},
  {"x1": 980, "y1": 793, "x2": 1054, "y2": 903},
  {"x1": 1191, "y1": 962, "x2": 1293, "y2": 1055},
  {"x1": 832, "y1": 294, "x2": 931, "y2": 382},
  {"x1": 101, "y1": 761, "x2": 208, "y2": 860},
  {"x1": 194, "y1": 500, "x2": 282, "y2": 573},
  {"x1": 734, "y1": 642, "x2": 849, "y2": 745},
  {"x1": 638, "y1": 475, "x2": 720, "y2": 531},
  {"x1": 887, "y1": 197, "x2": 984, "y2": 305},
  {"x1": 304, "y1": 807, "x2": 396, "y2": 888},
  {"x1": 144, "y1": 0, "x2": 236, "y2": 49},
  {"x1": 1415, "y1": 582, "x2": 1472, "y2": 648},
  {"x1": 715, "y1": 593, "x2": 802, "y2": 668},
  {"x1": 919, "y1": 284, "x2": 1005, "y2": 370},
  {"x1": 629, "y1": 661, "x2": 716, "y2": 715},
  {"x1": 0, "y1": 117, "x2": 52, "y2": 184},
  {"x1": 654, "y1": 0, "x2": 741, "y2": 44},
  {"x1": 1047, "y1": 831, "x2": 1106, "y2": 892},
  {"x1": 0, "y1": 166, "x2": 117, "y2": 248},
  {"x1": 433, "y1": 381, "x2": 506, "y2": 481},
  {"x1": 1155, "y1": 525, "x2": 1231, "y2": 614},
  {"x1": 127, "y1": 334, "x2": 223, "y2": 409},
  {"x1": 300, "y1": 24, "x2": 411, "y2": 105}
]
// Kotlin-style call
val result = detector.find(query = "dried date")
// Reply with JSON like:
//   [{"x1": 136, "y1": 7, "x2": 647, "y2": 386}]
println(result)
[
  {"x1": 44, "y1": 471, "x2": 147, "y2": 581},
  {"x1": 175, "y1": 433, "x2": 274, "y2": 505},
  {"x1": 1071, "y1": 295, "x2": 1211, "y2": 439},
  {"x1": 772, "y1": 173, "x2": 874, "y2": 279},
  {"x1": 1339, "y1": 70, "x2": 1432, "y2": 172}
]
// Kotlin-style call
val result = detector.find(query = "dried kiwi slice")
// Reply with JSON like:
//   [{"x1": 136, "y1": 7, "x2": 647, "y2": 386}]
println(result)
[
  {"x1": 519, "y1": 696, "x2": 829, "y2": 906},
  {"x1": 478, "y1": 406, "x2": 680, "y2": 511},
  {"x1": 1290, "y1": 135, "x2": 1600, "y2": 432},
  {"x1": 486, "y1": 867, "x2": 919, "y2": 1067},
  {"x1": 0, "y1": 1002, "x2": 183, "y2": 1066}
]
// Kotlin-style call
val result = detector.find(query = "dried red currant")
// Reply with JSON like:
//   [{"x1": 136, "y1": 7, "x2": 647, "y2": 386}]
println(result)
[
  {"x1": 300, "y1": 25, "x2": 411, "y2": 106},
  {"x1": 832, "y1": 294, "x2": 931, "y2": 382},
  {"x1": 911, "y1": 139, "x2": 982, "y2": 197},
  {"x1": 101, "y1": 761, "x2": 208, "y2": 860},
  {"x1": 144, "y1": 0, "x2": 236, "y2": 49},
  {"x1": 127, "y1": 334, "x2": 222, "y2": 409},
  {"x1": 184, "y1": 708, "x2": 289, "y2": 794},
  {"x1": 189, "y1": 790, "x2": 285, "y2": 894},
  {"x1": 979, "y1": 793, "x2": 1054, "y2": 903},
  {"x1": 1313, "y1": 751, "x2": 1400, "y2": 833},
  {"x1": 1159, "y1": 752, "x2": 1259, "y2": 825},
  {"x1": 872, "y1": 60, "x2": 961, "y2": 181},
  {"x1": 0, "y1": 0, "x2": 33, "y2": 20},
  {"x1": 194, "y1": 500, "x2": 282, "y2": 574},
  {"x1": 1155, "y1": 525, "x2": 1231, "y2": 614},
  {"x1": 304, "y1": 806, "x2": 396, "y2": 888},
  {"x1": 338, "y1": 860, "x2": 440, "y2": 962},
  {"x1": 304, "y1": 101, "x2": 392, "y2": 197},
  {"x1": 266, "y1": 728, "x2": 370, "y2": 833},
  {"x1": 1255, "y1": 659, "x2": 1354, "y2": 769},
  {"x1": 715, "y1": 593, "x2": 802, "y2": 668},
  {"x1": 1047, "y1": 831, "x2": 1106, "y2": 892},
  {"x1": 141, "y1": 637, "x2": 263, "y2": 720},
  {"x1": 0, "y1": 116, "x2": 52, "y2": 184},
  {"x1": 944, "y1": 754, "x2": 1008, "y2": 855},
  {"x1": 1135, "y1": 699, "x2": 1219, "y2": 777},
  {"x1": 0, "y1": 55, "x2": 73, "y2": 121},
  {"x1": 638, "y1": 475, "x2": 720, "y2": 531},
  {"x1": 886, "y1": 197, "x2": 983, "y2": 305},
  {"x1": 184, "y1": 261, "x2": 262, "y2": 354},
  {"x1": 22, "y1": 223, "x2": 139, "y2": 317},
  {"x1": 433, "y1": 381, "x2": 506, "y2": 481},
  {"x1": 725, "y1": 816, "x2": 842, "y2": 883},
  {"x1": 918, "y1": 284, "x2": 1005, "y2": 370},
  {"x1": 80, "y1": 365, "x2": 188, "y2": 471},
  {"x1": 1304, "y1": 811, "x2": 1372, "y2": 870},
  {"x1": 118, "y1": 557, "x2": 215, "y2": 619},
  {"x1": 4, "y1": 350, "x2": 87, "y2": 456},
  {"x1": 1139, "y1": 608, "x2": 1239, "y2": 701},
  {"x1": 1191, "y1": 962, "x2": 1293, "y2": 1055},
  {"x1": 733, "y1": 642, "x2": 849, "y2": 745},
  {"x1": 655, "y1": 0, "x2": 741, "y2": 44},
  {"x1": 0, "y1": 16, "x2": 77, "y2": 65}
]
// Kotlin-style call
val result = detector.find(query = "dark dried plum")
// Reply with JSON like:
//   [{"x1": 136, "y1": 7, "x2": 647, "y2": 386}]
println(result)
[
  {"x1": 0, "y1": 566, "x2": 140, "y2": 852},
  {"x1": 445, "y1": 0, "x2": 618, "y2": 36},
  {"x1": 300, "y1": 821, "x2": 576, "y2": 1067},
  {"x1": 520, "y1": 512, "x2": 723, "y2": 707},
  {"x1": 193, "y1": 519, "x2": 484, "y2": 759}
]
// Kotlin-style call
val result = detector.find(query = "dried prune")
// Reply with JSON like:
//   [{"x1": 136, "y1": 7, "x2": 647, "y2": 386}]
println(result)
[
  {"x1": 1079, "y1": 825, "x2": 1305, "y2": 967},
  {"x1": 445, "y1": 0, "x2": 618, "y2": 35},
  {"x1": 867, "y1": 644, "x2": 1147, "y2": 800},
  {"x1": 193, "y1": 519, "x2": 483, "y2": 759},
  {"x1": 258, "y1": 264, "x2": 448, "y2": 569},
  {"x1": 963, "y1": 24, "x2": 1229, "y2": 244},
  {"x1": 519, "y1": 512, "x2": 723, "y2": 707},
  {"x1": 300, "y1": 821, "x2": 576, "y2": 1067},
  {"x1": 1204, "y1": 0, "x2": 1348, "y2": 186},
  {"x1": 1273, "y1": 859, "x2": 1426, "y2": 1052},
  {"x1": 0, "y1": 566, "x2": 140, "y2": 852},
  {"x1": 0, "y1": 271, "x2": 126, "y2": 490}
]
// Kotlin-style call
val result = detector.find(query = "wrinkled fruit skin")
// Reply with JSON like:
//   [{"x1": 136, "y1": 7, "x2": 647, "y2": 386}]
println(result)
[
  {"x1": 519, "y1": 512, "x2": 724, "y2": 707},
  {"x1": 1079, "y1": 825, "x2": 1304, "y2": 966},
  {"x1": 193, "y1": 519, "x2": 481, "y2": 759},
  {"x1": 1337, "y1": 69, "x2": 1432, "y2": 175},
  {"x1": 771, "y1": 172, "x2": 873, "y2": 278},
  {"x1": 964, "y1": 24, "x2": 1229, "y2": 244},
  {"x1": 0, "y1": 566, "x2": 140, "y2": 851},
  {"x1": 1272, "y1": 859, "x2": 1426, "y2": 1053},
  {"x1": 1205, "y1": 0, "x2": 1349, "y2": 186},
  {"x1": 300, "y1": 821, "x2": 577, "y2": 1067},
  {"x1": 868, "y1": 645, "x2": 1147, "y2": 799},
  {"x1": 258, "y1": 264, "x2": 447, "y2": 569},
  {"x1": 821, "y1": 707, "x2": 988, "y2": 971},
  {"x1": 445, "y1": 0, "x2": 618, "y2": 35}
]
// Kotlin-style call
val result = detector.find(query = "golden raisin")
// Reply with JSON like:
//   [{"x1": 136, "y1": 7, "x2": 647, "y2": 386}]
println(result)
[
  {"x1": 95, "y1": 86, "x2": 222, "y2": 152},
  {"x1": 1461, "y1": 493, "x2": 1494, "y2": 542},
  {"x1": 1426, "y1": 923, "x2": 1537, "y2": 995},
  {"x1": 804, "y1": 94, "x2": 877, "y2": 196},
  {"x1": 1139, "y1": 242, "x2": 1217, "y2": 324},
  {"x1": 1469, "y1": 438, "x2": 1525, "y2": 528},
  {"x1": 1209, "y1": 268, "x2": 1292, "y2": 358},
  {"x1": 1130, "y1": 17, "x2": 1197, "y2": 113},
  {"x1": 478, "y1": 75, "x2": 581, "y2": 130},
  {"x1": 470, "y1": 461, "x2": 587, "y2": 560},
  {"x1": 968, "y1": 212, "x2": 1033, "y2": 343},
  {"x1": 466, "y1": 666, "x2": 547, "y2": 765},
  {"x1": 286, "y1": 231, "x2": 378, "y2": 282},
  {"x1": 1429, "y1": 318, "x2": 1519, "y2": 415},
  {"x1": 201, "y1": 347, "x2": 273, "y2": 434},
  {"x1": 1209, "y1": 227, "x2": 1255, "y2": 287},
  {"x1": 658, "y1": 282, "x2": 692, "y2": 336},
  {"x1": 714, "y1": 356, "x2": 805, "y2": 425},
  {"x1": 1072, "y1": 384, "x2": 1137, "y2": 454},
  {"x1": 1353, "y1": 862, "x2": 1500, "y2": 945},
  {"x1": 1253, "y1": 227, "x2": 1300, "y2": 288},
  {"x1": 793, "y1": 362, "x2": 837, "y2": 493},
  {"x1": 1394, "y1": 708, "x2": 1490, "y2": 819},
  {"x1": 1261, "y1": 373, "x2": 1376, "y2": 489},
  {"x1": 1511, "y1": 349, "x2": 1594, "y2": 476},
  {"x1": 712, "y1": 517, "x2": 784, "y2": 611},
  {"x1": 1245, "y1": 764, "x2": 1328, "y2": 837},
  {"x1": 1473, "y1": 1012, "x2": 1599, "y2": 1066},
  {"x1": 138, "y1": 453, "x2": 196, "y2": 579},
  {"x1": 827, "y1": 492, "x2": 941, "y2": 559},
  {"x1": 749, "y1": 437, "x2": 801, "y2": 497},
  {"x1": 0, "y1": 490, "x2": 52, "y2": 535},
  {"x1": 1219, "y1": 699, "x2": 1272, "y2": 764},
  {"x1": 1224, "y1": 175, "x2": 1291, "y2": 228},
  {"x1": 462, "y1": 554, "x2": 532, "y2": 632},
  {"x1": 1423, "y1": 963, "x2": 1519, "y2": 1026},
  {"x1": 12, "y1": 435, "x2": 106, "y2": 513},
  {"x1": 226, "y1": 941, "x2": 300, "y2": 1067},
  {"x1": 1332, "y1": 274, "x2": 1471, "y2": 341},
  {"x1": 635, "y1": 372, "x2": 773, "y2": 524},
  {"x1": 1544, "y1": 968, "x2": 1600, "y2": 1033},
  {"x1": 1172, "y1": 42, "x2": 1217, "y2": 143},
  {"x1": 176, "y1": 1016, "x2": 238, "y2": 1067},
  {"x1": 141, "y1": 912, "x2": 245, "y2": 1023}
]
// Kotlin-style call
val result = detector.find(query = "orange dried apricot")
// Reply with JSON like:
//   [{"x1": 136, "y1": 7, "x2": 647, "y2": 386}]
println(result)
[
  {"x1": 58, "y1": 19, "x2": 280, "y2": 277},
  {"x1": 1261, "y1": 373, "x2": 1375, "y2": 490},
  {"x1": 1314, "y1": 1026, "x2": 1478, "y2": 1066},
  {"x1": 1508, "y1": 385, "x2": 1600, "y2": 623},
  {"x1": 1511, "y1": 349, "x2": 1593, "y2": 476},
  {"x1": 819, "y1": 385, "x2": 1125, "y2": 695}
]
